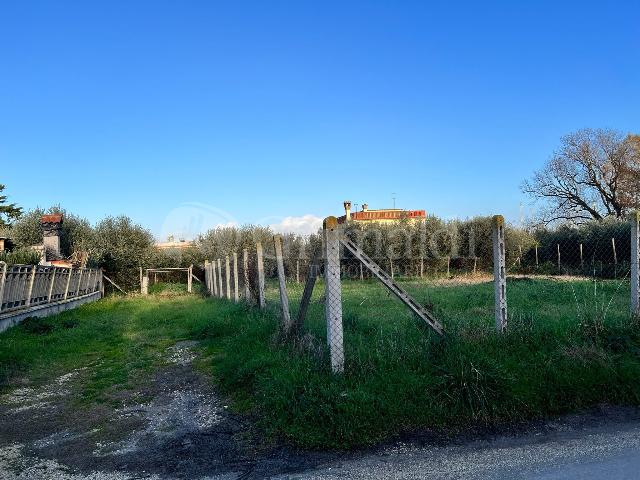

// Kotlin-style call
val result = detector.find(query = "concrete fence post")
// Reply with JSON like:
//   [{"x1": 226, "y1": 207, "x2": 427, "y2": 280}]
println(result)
[
  {"x1": 225, "y1": 256, "x2": 231, "y2": 300},
  {"x1": 217, "y1": 259, "x2": 223, "y2": 298},
  {"x1": 187, "y1": 265, "x2": 193, "y2": 293},
  {"x1": 204, "y1": 260, "x2": 210, "y2": 293},
  {"x1": 100, "y1": 268, "x2": 104, "y2": 297},
  {"x1": 323, "y1": 216, "x2": 344, "y2": 374},
  {"x1": 212, "y1": 260, "x2": 218, "y2": 296},
  {"x1": 141, "y1": 272, "x2": 149, "y2": 295},
  {"x1": 274, "y1": 235, "x2": 292, "y2": 330},
  {"x1": 76, "y1": 268, "x2": 84, "y2": 297},
  {"x1": 243, "y1": 248, "x2": 251, "y2": 301},
  {"x1": 631, "y1": 211, "x2": 640, "y2": 316},
  {"x1": 256, "y1": 242, "x2": 266, "y2": 309},
  {"x1": 0, "y1": 262, "x2": 6, "y2": 312},
  {"x1": 233, "y1": 252, "x2": 239, "y2": 303},
  {"x1": 64, "y1": 267, "x2": 73, "y2": 300},
  {"x1": 492, "y1": 215, "x2": 508, "y2": 333}
]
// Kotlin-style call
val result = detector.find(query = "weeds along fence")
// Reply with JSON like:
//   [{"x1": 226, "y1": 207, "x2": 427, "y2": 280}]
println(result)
[
  {"x1": 0, "y1": 263, "x2": 103, "y2": 331},
  {"x1": 203, "y1": 213, "x2": 640, "y2": 374}
]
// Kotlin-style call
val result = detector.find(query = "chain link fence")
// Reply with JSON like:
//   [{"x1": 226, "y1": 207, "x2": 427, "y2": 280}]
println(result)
[{"x1": 202, "y1": 214, "x2": 640, "y2": 374}]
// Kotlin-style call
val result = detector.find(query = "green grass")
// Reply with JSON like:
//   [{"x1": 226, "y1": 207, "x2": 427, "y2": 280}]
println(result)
[{"x1": 1, "y1": 276, "x2": 639, "y2": 449}]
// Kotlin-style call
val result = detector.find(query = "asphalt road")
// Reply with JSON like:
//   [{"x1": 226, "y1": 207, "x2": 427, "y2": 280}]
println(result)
[{"x1": 278, "y1": 413, "x2": 640, "y2": 480}]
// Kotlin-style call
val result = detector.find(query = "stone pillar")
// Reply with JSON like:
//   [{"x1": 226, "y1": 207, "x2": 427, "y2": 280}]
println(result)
[{"x1": 41, "y1": 214, "x2": 63, "y2": 262}]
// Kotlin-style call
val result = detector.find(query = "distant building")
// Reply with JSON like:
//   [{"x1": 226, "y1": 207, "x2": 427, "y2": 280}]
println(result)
[
  {"x1": 337, "y1": 201, "x2": 426, "y2": 225},
  {"x1": 155, "y1": 236, "x2": 195, "y2": 250}
]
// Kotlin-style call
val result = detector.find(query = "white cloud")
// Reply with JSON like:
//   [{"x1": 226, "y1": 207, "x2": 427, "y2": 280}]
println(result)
[{"x1": 269, "y1": 215, "x2": 323, "y2": 236}]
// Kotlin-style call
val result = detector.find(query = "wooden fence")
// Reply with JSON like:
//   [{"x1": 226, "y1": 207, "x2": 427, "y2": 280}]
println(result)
[{"x1": 0, "y1": 263, "x2": 103, "y2": 315}]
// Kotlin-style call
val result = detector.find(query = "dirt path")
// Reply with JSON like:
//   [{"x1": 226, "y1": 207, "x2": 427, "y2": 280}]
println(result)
[
  {"x1": 0, "y1": 341, "x2": 333, "y2": 479},
  {"x1": 3, "y1": 341, "x2": 640, "y2": 479}
]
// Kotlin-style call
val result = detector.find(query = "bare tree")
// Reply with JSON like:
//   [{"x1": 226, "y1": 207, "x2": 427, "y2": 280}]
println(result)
[{"x1": 522, "y1": 128, "x2": 640, "y2": 225}]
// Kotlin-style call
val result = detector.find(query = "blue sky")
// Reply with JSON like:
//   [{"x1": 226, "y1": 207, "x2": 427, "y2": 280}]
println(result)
[{"x1": 1, "y1": 1, "x2": 638, "y2": 238}]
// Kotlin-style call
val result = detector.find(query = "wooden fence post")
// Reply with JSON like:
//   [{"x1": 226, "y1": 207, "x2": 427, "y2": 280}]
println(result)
[
  {"x1": 274, "y1": 235, "x2": 291, "y2": 330},
  {"x1": 631, "y1": 211, "x2": 640, "y2": 316},
  {"x1": 0, "y1": 262, "x2": 6, "y2": 312},
  {"x1": 233, "y1": 252, "x2": 239, "y2": 302},
  {"x1": 492, "y1": 215, "x2": 508, "y2": 333},
  {"x1": 323, "y1": 216, "x2": 344, "y2": 374},
  {"x1": 256, "y1": 242, "x2": 266, "y2": 309},
  {"x1": 243, "y1": 248, "x2": 251, "y2": 301}
]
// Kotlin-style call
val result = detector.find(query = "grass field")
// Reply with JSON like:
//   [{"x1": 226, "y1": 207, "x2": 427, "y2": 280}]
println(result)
[{"x1": 1, "y1": 277, "x2": 639, "y2": 449}]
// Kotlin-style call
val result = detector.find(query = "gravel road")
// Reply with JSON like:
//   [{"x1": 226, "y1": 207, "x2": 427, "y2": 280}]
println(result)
[{"x1": 278, "y1": 410, "x2": 640, "y2": 479}]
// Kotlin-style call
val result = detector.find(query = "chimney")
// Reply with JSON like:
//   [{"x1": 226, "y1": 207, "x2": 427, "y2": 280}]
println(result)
[
  {"x1": 362, "y1": 203, "x2": 369, "y2": 212},
  {"x1": 343, "y1": 201, "x2": 352, "y2": 221},
  {"x1": 41, "y1": 214, "x2": 63, "y2": 260}
]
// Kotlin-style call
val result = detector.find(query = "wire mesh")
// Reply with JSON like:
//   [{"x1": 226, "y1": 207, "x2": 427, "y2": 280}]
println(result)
[{"x1": 506, "y1": 219, "x2": 633, "y2": 328}]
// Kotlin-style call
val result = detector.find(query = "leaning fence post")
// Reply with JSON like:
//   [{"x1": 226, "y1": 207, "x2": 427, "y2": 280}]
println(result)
[
  {"x1": 274, "y1": 235, "x2": 292, "y2": 330},
  {"x1": 492, "y1": 215, "x2": 507, "y2": 333},
  {"x1": 233, "y1": 252, "x2": 239, "y2": 302},
  {"x1": 323, "y1": 216, "x2": 344, "y2": 373},
  {"x1": 631, "y1": 211, "x2": 640, "y2": 316},
  {"x1": 256, "y1": 242, "x2": 266, "y2": 309},
  {"x1": 243, "y1": 248, "x2": 251, "y2": 301}
]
